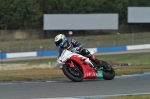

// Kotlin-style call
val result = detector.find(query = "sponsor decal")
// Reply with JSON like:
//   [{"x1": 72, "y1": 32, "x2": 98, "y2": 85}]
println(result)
[{"x1": 85, "y1": 72, "x2": 98, "y2": 77}]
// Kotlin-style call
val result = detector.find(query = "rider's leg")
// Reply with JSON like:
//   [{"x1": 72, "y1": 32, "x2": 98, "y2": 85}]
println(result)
[
  {"x1": 80, "y1": 49, "x2": 101, "y2": 67},
  {"x1": 89, "y1": 55, "x2": 101, "y2": 67}
]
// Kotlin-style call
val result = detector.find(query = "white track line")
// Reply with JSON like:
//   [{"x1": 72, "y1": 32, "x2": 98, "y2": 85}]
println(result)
[{"x1": 33, "y1": 92, "x2": 150, "y2": 99}]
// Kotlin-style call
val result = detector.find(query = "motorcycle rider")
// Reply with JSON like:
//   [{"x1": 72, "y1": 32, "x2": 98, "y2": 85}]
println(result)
[{"x1": 54, "y1": 34, "x2": 101, "y2": 69}]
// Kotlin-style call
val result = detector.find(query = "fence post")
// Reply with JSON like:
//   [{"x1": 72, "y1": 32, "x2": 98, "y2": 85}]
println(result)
[
  {"x1": 116, "y1": 33, "x2": 120, "y2": 46},
  {"x1": 0, "y1": 50, "x2": 3, "y2": 70},
  {"x1": 132, "y1": 33, "x2": 134, "y2": 45},
  {"x1": 21, "y1": 46, "x2": 24, "y2": 52},
  {"x1": 48, "y1": 62, "x2": 51, "y2": 68},
  {"x1": 28, "y1": 40, "x2": 31, "y2": 52},
  {"x1": 7, "y1": 40, "x2": 10, "y2": 53}
]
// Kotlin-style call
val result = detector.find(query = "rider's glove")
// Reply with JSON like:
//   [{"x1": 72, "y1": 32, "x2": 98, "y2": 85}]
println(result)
[{"x1": 71, "y1": 47, "x2": 80, "y2": 53}]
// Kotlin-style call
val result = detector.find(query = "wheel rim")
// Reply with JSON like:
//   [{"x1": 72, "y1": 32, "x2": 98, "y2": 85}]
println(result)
[
  {"x1": 68, "y1": 67, "x2": 82, "y2": 77},
  {"x1": 103, "y1": 64, "x2": 113, "y2": 74}
]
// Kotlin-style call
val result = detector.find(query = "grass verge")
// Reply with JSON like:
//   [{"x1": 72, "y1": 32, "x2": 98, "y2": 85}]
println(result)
[
  {"x1": 0, "y1": 52, "x2": 150, "y2": 82},
  {"x1": 88, "y1": 94, "x2": 150, "y2": 99},
  {"x1": 0, "y1": 67, "x2": 65, "y2": 82},
  {"x1": 1, "y1": 32, "x2": 150, "y2": 52}
]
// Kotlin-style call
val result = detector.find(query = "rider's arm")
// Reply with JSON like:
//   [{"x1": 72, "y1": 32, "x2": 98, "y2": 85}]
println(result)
[
  {"x1": 57, "y1": 49, "x2": 63, "y2": 58},
  {"x1": 71, "y1": 38, "x2": 83, "y2": 50}
]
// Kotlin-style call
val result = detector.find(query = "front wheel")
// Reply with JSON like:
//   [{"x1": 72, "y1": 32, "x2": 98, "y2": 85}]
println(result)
[
  {"x1": 101, "y1": 61, "x2": 115, "y2": 80},
  {"x1": 62, "y1": 64, "x2": 83, "y2": 82}
]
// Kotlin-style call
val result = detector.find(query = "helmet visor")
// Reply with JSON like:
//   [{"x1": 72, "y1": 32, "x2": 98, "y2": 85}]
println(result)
[{"x1": 57, "y1": 37, "x2": 67, "y2": 48}]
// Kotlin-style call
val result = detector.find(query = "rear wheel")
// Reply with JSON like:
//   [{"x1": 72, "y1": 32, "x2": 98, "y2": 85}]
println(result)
[
  {"x1": 101, "y1": 61, "x2": 115, "y2": 80},
  {"x1": 62, "y1": 64, "x2": 83, "y2": 82}
]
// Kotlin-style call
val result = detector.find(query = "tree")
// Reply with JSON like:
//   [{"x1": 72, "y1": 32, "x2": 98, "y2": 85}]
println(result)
[{"x1": 0, "y1": 0, "x2": 150, "y2": 29}]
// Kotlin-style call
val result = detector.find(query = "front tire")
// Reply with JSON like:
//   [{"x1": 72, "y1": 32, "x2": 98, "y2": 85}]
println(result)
[
  {"x1": 101, "y1": 61, "x2": 115, "y2": 80},
  {"x1": 62, "y1": 64, "x2": 83, "y2": 82}
]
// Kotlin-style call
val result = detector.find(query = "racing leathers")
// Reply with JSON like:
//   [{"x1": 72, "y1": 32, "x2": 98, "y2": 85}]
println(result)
[{"x1": 56, "y1": 38, "x2": 101, "y2": 68}]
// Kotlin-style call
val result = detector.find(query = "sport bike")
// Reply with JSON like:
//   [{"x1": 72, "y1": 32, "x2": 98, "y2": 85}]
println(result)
[{"x1": 57, "y1": 49, "x2": 115, "y2": 82}]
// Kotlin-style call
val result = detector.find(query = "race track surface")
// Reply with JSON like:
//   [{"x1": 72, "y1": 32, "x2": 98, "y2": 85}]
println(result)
[
  {"x1": 0, "y1": 74, "x2": 150, "y2": 99},
  {"x1": 1, "y1": 49, "x2": 150, "y2": 99}
]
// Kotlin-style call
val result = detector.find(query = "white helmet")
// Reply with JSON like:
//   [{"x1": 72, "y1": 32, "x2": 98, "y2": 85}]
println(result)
[{"x1": 54, "y1": 34, "x2": 67, "y2": 48}]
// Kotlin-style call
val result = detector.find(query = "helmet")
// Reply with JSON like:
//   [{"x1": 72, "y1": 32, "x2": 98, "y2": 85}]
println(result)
[{"x1": 54, "y1": 34, "x2": 67, "y2": 48}]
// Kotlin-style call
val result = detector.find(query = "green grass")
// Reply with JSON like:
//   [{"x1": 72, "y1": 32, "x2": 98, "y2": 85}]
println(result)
[
  {"x1": 0, "y1": 52, "x2": 150, "y2": 82},
  {"x1": 4, "y1": 52, "x2": 150, "y2": 66},
  {"x1": 87, "y1": 94, "x2": 150, "y2": 99},
  {"x1": 1, "y1": 32, "x2": 150, "y2": 52},
  {"x1": 96, "y1": 53, "x2": 150, "y2": 65}
]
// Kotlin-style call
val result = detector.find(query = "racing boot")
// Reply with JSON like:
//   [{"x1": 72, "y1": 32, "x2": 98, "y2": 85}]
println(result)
[{"x1": 89, "y1": 55, "x2": 101, "y2": 70}]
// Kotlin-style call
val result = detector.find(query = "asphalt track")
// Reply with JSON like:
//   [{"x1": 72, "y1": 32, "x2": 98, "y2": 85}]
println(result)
[
  {"x1": 1, "y1": 49, "x2": 150, "y2": 99},
  {"x1": 0, "y1": 73, "x2": 150, "y2": 99}
]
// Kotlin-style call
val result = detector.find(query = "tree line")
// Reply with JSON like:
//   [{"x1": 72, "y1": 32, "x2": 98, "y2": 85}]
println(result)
[{"x1": 0, "y1": 0, "x2": 150, "y2": 30}]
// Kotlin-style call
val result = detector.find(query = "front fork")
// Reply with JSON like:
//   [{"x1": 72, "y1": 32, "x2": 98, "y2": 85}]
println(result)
[
  {"x1": 66, "y1": 60, "x2": 81, "y2": 76},
  {"x1": 66, "y1": 60, "x2": 74, "y2": 68}
]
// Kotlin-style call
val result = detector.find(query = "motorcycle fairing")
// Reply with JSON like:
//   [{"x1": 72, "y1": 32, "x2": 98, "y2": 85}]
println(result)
[
  {"x1": 70, "y1": 55, "x2": 103, "y2": 79},
  {"x1": 96, "y1": 70, "x2": 103, "y2": 79}
]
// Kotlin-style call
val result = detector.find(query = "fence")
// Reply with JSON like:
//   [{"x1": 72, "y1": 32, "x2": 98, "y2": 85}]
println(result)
[{"x1": 0, "y1": 32, "x2": 150, "y2": 53}]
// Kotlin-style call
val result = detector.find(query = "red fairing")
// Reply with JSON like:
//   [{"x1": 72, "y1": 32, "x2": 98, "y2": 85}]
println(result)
[{"x1": 69, "y1": 55, "x2": 98, "y2": 79}]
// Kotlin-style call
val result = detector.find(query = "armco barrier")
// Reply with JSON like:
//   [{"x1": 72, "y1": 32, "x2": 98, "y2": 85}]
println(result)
[
  {"x1": 127, "y1": 44, "x2": 150, "y2": 50},
  {"x1": 0, "y1": 44, "x2": 150, "y2": 59},
  {"x1": 0, "y1": 53, "x2": 6, "y2": 59},
  {"x1": 7, "y1": 52, "x2": 37, "y2": 58},
  {"x1": 37, "y1": 50, "x2": 58, "y2": 56},
  {"x1": 97, "y1": 46, "x2": 127, "y2": 52}
]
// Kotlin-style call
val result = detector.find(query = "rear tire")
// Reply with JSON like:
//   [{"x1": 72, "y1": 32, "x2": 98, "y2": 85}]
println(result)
[
  {"x1": 101, "y1": 61, "x2": 115, "y2": 80},
  {"x1": 62, "y1": 64, "x2": 83, "y2": 82}
]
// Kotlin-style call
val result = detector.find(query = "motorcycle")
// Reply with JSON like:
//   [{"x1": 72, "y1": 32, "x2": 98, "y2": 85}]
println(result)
[{"x1": 57, "y1": 49, "x2": 115, "y2": 82}]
